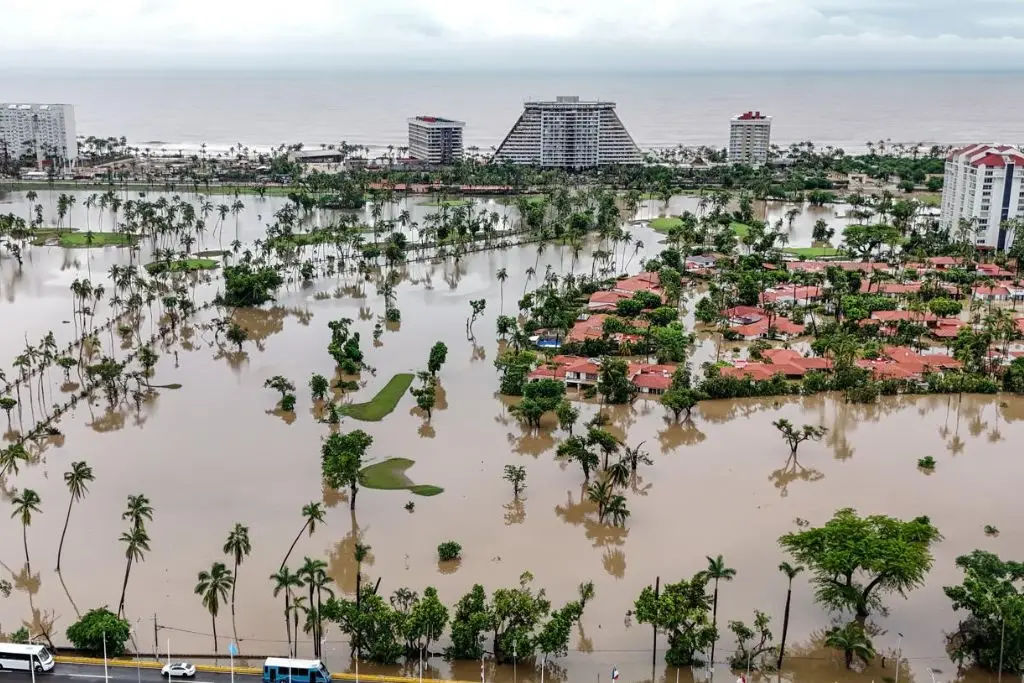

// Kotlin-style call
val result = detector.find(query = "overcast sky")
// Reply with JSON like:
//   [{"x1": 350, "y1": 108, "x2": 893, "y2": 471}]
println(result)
[{"x1": 3, "y1": 0, "x2": 1024, "y2": 70}]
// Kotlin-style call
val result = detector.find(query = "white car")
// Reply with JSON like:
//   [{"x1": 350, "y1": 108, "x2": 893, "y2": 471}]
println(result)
[{"x1": 161, "y1": 662, "x2": 196, "y2": 678}]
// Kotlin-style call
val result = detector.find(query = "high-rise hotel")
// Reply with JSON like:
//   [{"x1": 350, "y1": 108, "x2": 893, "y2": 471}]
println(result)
[
  {"x1": 407, "y1": 115, "x2": 465, "y2": 164},
  {"x1": 940, "y1": 144, "x2": 1024, "y2": 250},
  {"x1": 729, "y1": 111, "x2": 772, "y2": 167},
  {"x1": 0, "y1": 103, "x2": 77, "y2": 163},
  {"x1": 492, "y1": 96, "x2": 641, "y2": 168}
]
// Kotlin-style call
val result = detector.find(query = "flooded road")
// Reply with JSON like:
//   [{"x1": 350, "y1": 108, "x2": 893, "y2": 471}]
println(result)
[{"x1": 1, "y1": 189, "x2": 1021, "y2": 683}]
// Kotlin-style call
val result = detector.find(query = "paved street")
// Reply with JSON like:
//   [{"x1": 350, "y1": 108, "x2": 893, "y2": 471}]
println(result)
[{"x1": 0, "y1": 663, "x2": 258, "y2": 683}]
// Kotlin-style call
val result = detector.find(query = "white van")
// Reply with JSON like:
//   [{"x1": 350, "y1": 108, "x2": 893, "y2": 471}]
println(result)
[{"x1": 0, "y1": 643, "x2": 56, "y2": 673}]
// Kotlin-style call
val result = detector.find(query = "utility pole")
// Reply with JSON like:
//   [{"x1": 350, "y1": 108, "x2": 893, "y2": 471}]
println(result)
[
  {"x1": 652, "y1": 576, "x2": 660, "y2": 681},
  {"x1": 153, "y1": 614, "x2": 159, "y2": 656}
]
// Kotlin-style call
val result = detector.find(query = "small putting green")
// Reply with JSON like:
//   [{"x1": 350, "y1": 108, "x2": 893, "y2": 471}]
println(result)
[
  {"x1": 730, "y1": 222, "x2": 750, "y2": 238},
  {"x1": 32, "y1": 229, "x2": 134, "y2": 248},
  {"x1": 360, "y1": 457, "x2": 444, "y2": 496},
  {"x1": 418, "y1": 198, "x2": 473, "y2": 208},
  {"x1": 145, "y1": 258, "x2": 219, "y2": 274},
  {"x1": 339, "y1": 373, "x2": 414, "y2": 421}
]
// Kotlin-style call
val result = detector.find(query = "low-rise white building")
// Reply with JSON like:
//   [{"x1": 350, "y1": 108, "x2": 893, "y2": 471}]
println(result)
[
  {"x1": 0, "y1": 103, "x2": 77, "y2": 163},
  {"x1": 492, "y1": 96, "x2": 640, "y2": 168},
  {"x1": 729, "y1": 111, "x2": 771, "y2": 167},
  {"x1": 940, "y1": 144, "x2": 1024, "y2": 250},
  {"x1": 407, "y1": 116, "x2": 465, "y2": 164}
]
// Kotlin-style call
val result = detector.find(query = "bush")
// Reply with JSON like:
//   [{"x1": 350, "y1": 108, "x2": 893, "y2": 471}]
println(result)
[
  {"x1": 917, "y1": 456, "x2": 936, "y2": 470},
  {"x1": 66, "y1": 608, "x2": 131, "y2": 656},
  {"x1": 438, "y1": 541, "x2": 462, "y2": 562}
]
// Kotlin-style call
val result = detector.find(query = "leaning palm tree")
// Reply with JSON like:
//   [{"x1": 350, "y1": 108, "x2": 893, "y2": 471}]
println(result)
[
  {"x1": 706, "y1": 554, "x2": 737, "y2": 666},
  {"x1": 223, "y1": 523, "x2": 252, "y2": 649},
  {"x1": 122, "y1": 493, "x2": 153, "y2": 531},
  {"x1": 280, "y1": 502, "x2": 325, "y2": 569},
  {"x1": 11, "y1": 488, "x2": 42, "y2": 572},
  {"x1": 118, "y1": 526, "x2": 151, "y2": 617},
  {"x1": 825, "y1": 622, "x2": 876, "y2": 670},
  {"x1": 270, "y1": 567, "x2": 304, "y2": 657},
  {"x1": 57, "y1": 461, "x2": 94, "y2": 572},
  {"x1": 777, "y1": 561, "x2": 805, "y2": 670},
  {"x1": 195, "y1": 562, "x2": 234, "y2": 653}
]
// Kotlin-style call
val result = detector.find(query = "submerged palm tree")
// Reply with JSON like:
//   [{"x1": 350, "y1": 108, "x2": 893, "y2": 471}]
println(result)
[
  {"x1": 195, "y1": 562, "x2": 234, "y2": 653},
  {"x1": 297, "y1": 556, "x2": 333, "y2": 658},
  {"x1": 57, "y1": 461, "x2": 94, "y2": 572},
  {"x1": 271, "y1": 566, "x2": 304, "y2": 657},
  {"x1": 118, "y1": 526, "x2": 151, "y2": 617},
  {"x1": 706, "y1": 554, "x2": 737, "y2": 666},
  {"x1": 223, "y1": 524, "x2": 252, "y2": 650},
  {"x1": 777, "y1": 561, "x2": 804, "y2": 670},
  {"x1": 123, "y1": 493, "x2": 154, "y2": 531},
  {"x1": 281, "y1": 502, "x2": 325, "y2": 569},
  {"x1": 11, "y1": 488, "x2": 42, "y2": 572},
  {"x1": 825, "y1": 623, "x2": 876, "y2": 670}
]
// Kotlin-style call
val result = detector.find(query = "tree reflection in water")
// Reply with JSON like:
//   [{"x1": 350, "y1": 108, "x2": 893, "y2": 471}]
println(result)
[{"x1": 769, "y1": 453, "x2": 824, "y2": 498}]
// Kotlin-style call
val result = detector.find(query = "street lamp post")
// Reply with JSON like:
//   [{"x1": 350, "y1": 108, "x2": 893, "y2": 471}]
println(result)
[
  {"x1": 103, "y1": 631, "x2": 110, "y2": 683},
  {"x1": 998, "y1": 615, "x2": 1006, "y2": 683},
  {"x1": 893, "y1": 633, "x2": 904, "y2": 683}
]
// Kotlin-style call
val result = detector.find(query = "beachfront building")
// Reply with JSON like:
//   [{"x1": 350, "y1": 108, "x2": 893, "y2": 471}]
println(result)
[
  {"x1": 407, "y1": 116, "x2": 465, "y2": 164},
  {"x1": 0, "y1": 103, "x2": 77, "y2": 165},
  {"x1": 940, "y1": 144, "x2": 1024, "y2": 250},
  {"x1": 492, "y1": 96, "x2": 641, "y2": 168},
  {"x1": 729, "y1": 111, "x2": 771, "y2": 166}
]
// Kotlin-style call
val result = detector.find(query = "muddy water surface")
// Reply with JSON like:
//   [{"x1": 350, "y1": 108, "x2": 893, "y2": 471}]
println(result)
[{"x1": 0, "y1": 189, "x2": 1021, "y2": 683}]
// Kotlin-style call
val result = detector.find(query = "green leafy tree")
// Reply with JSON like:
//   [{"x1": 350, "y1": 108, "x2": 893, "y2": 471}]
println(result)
[
  {"x1": 586, "y1": 426, "x2": 620, "y2": 470},
  {"x1": 467, "y1": 299, "x2": 486, "y2": 338},
  {"x1": 825, "y1": 622, "x2": 876, "y2": 670},
  {"x1": 57, "y1": 461, "x2": 94, "y2": 572},
  {"x1": 728, "y1": 610, "x2": 776, "y2": 671},
  {"x1": 503, "y1": 465, "x2": 526, "y2": 498},
  {"x1": 66, "y1": 608, "x2": 131, "y2": 656},
  {"x1": 221, "y1": 263, "x2": 284, "y2": 306},
  {"x1": 706, "y1": 554, "x2": 737, "y2": 666},
  {"x1": 555, "y1": 400, "x2": 579, "y2": 435},
  {"x1": 223, "y1": 523, "x2": 252, "y2": 649},
  {"x1": 777, "y1": 562, "x2": 804, "y2": 670},
  {"x1": 281, "y1": 502, "x2": 326, "y2": 569},
  {"x1": 779, "y1": 508, "x2": 942, "y2": 623},
  {"x1": 772, "y1": 419, "x2": 827, "y2": 455},
  {"x1": 944, "y1": 550, "x2": 1024, "y2": 673},
  {"x1": 195, "y1": 561, "x2": 234, "y2": 653},
  {"x1": 634, "y1": 572, "x2": 716, "y2": 666},
  {"x1": 11, "y1": 488, "x2": 41, "y2": 573},
  {"x1": 446, "y1": 584, "x2": 490, "y2": 659},
  {"x1": 557, "y1": 436, "x2": 599, "y2": 482},
  {"x1": 410, "y1": 373, "x2": 437, "y2": 420},
  {"x1": 597, "y1": 357, "x2": 635, "y2": 404},
  {"x1": 428, "y1": 342, "x2": 448, "y2": 376},
  {"x1": 225, "y1": 321, "x2": 248, "y2": 351},
  {"x1": 309, "y1": 374, "x2": 330, "y2": 402},
  {"x1": 438, "y1": 542, "x2": 462, "y2": 561},
  {"x1": 264, "y1": 375, "x2": 296, "y2": 405},
  {"x1": 0, "y1": 396, "x2": 16, "y2": 429},
  {"x1": 322, "y1": 430, "x2": 373, "y2": 510},
  {"x1": 0, "y1": 444, "x2": 29, "y2": 480}
]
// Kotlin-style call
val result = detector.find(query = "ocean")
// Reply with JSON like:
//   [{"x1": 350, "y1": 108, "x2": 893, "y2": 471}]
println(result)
[{"x1": 2, "y1": 69, "x2": 1024, "y2": 154}]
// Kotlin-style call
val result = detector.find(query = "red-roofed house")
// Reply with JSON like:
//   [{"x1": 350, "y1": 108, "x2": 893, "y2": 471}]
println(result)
[
  {"x1": 760, "y1": 285, "x2": 824, "y2": 305},
  {"x1": 719, "y1": 363, "x2": 785, "y2": 381},
  {"x1": 973, "y1": 285, "x2": 1011, "y2": 301},
  {"x1": 568, "y1": 314, "x2": 609, "y2": 342},
  {"x1": 588, "y1": 290, "x2": 629, "y2": 311},
  {"x1": 723, "y1": 306, "x2": 805, "y2": 340}
]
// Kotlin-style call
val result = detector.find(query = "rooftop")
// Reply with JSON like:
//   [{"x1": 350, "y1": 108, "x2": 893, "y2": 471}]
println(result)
[
  {"x1": 947, "y1": 143, "x2": 1024, "y2": 168},
  {"x1": 408, "y1": 115, "x2": 465, "y2": 127},
  {"x1": 733, "y1": 111, "x2": 771, "y2": 121}
]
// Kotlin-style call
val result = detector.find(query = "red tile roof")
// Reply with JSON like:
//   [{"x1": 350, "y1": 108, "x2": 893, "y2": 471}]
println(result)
[{"x1": 632, "y1": 373, "x2": 672, "y2": 390}]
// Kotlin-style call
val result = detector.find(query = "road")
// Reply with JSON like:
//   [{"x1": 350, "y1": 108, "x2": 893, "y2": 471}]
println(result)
[{"x1": 0, "y1": 663, "x2": 258, "y2": 683}]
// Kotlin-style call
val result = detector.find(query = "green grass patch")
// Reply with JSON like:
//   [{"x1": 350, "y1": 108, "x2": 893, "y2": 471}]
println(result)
[
  {"x1": 360, "y1": 457, "x2": 444, "y2": 496},
  {"x1": 496, "y1": 194, "x2": 545, "y2": 206},
  {"x1": 339, "y1": 373, "x2": 414, "y2": 421},
  {"x1": 144, "y1": 258, "x2": 219, "y2": 275},
  {"x1": 196, "y1": 249, "x2": 229, "y2": 257},
  {"x1": 32, "y1": 230, "x2": 134, "y2": 247},
  {"x1": 418, "y1": 197, "x2": 473, "y2": 208},
  {"x1": 784, "y1": 246, "x2": 842, "y2": 258},
  {"x1": 730, "y1": 222, "x2": 750, "y2": 238},
  {"x1": 649, "y1": 216, "x2": 683, "y2": 232}
]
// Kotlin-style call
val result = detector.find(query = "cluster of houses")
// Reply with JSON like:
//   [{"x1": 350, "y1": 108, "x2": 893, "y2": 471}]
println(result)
[
  {"x1": 721, "y1": 345, "x2": 962, "y2": 381},
  {"x1": 526, "y1": 355, "x2": 677, "y2": 395}
]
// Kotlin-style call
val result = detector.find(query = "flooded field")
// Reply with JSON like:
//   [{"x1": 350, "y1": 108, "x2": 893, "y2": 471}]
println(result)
[{"x1": 1, "y1": 188, "x2": 1021, "y2": 683}]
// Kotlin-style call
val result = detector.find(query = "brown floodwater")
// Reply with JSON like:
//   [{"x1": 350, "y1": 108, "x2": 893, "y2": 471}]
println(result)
[{"x1": 1, "y1": 189, "x2": 1022, "y2": 683}]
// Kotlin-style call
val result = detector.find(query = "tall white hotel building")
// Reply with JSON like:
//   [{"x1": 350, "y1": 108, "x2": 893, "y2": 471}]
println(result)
[
  {"x1": 0, "y1": 103, "x2": 78, "y2": 164},
  {"x1": 939, "y1": 144, "x2": 1024, "y2": 250},
  {"x1": 729, "y1": 111, "x2": 772, "y2": 167},
  {"x1": 492, "y1": 96, "x2": 641, "y2": 168}
]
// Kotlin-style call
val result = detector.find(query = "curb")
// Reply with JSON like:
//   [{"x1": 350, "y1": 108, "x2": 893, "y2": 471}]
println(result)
[{"x1": 53, "y1": 656, "x2": 478, "y2": 683}]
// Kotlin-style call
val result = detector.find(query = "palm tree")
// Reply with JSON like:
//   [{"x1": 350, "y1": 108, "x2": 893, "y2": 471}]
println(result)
[
  {"x1": 586, "y1": 479, "x2": 614, "y2": 522},
  {"x1": 297, "y1": 556, "x2": 332, "y2": 658},
  {"x1": 281, "y1": 502, "x2": 325, "y2": 569},
  {"x1": 223, "y1": 524, "x2": 252, "y2": 649},
  {"x1": 11, "y1": 489, "x2": 41, "y2": 572},
  {"x1": 195, "y1": 562, "x2": 234, "y2": 653},
  {"x1": 604, "y1": 495, "x2": 630, "y2": 527},
  {"x1": 353, "y1": 542, "x2": 371, "y2": 661},
  {"x1": 825, "y1": 623, "x2": 876, "y2": 670},
  {"x1": 777, "y1": 561, "x2": 805, "y2": 670},
  {"x1": 706, "y1": 554, "x2": 737, "y2": 666},
  {"x1": 122, "y1": 493, "x2": 153, "y2": 531},
  {"x1": 57, "y1": 461, "x2": 94, "y2": 572},
  {"x1": 496, "y1": 268, "x2": 508, "y2": 313},
  {"x1": 0, "y1": 443, "x2": 29, "y2": 479},
  {"x1": 118, "y1": 526, "x2": 151, "y2": 617},
  {"x1": 270, "y1": 567, "x2": 304, "y2": 657}
]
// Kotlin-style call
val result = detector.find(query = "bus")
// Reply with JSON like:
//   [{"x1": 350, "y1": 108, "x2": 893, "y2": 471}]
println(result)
[
  {"x1": 261, "y1": 658, "x2": 330, "y2": 683},
  {"x1": 0, "y1": 643, "x2": 56, "y2": 673}
]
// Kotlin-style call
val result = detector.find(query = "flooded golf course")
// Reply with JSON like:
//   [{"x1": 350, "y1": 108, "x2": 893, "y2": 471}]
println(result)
[{"x1": 1, "y1": 188, "x2": 1022, "y2": 683}]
